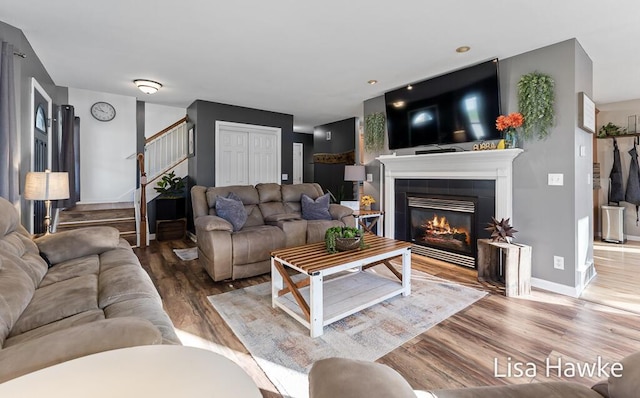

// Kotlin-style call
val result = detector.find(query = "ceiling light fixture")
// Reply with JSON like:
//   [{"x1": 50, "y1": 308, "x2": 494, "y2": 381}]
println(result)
[
  {"x1": 456, "y1": 46, "x2": 471, "y2": 53},
  {"x1": 407, "y1": 85, "x2": 413, "y2": 90},
  {"x1": 393, "y1": 101, "x2": 406, "y2": 108},
  {"x1": 134, "y1": 79, "x2": 163, "y2": 94},
  {"x1": 367, "y1": 79, "x2": 378, "y2": 85}
]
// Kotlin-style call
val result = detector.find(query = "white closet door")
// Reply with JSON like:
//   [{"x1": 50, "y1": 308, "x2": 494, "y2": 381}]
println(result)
[
  {"x1": 217, "y1": 128, "x2": 249, "y2": 186},
  {"x1": 293, "y1": 143, "x2": 303, "y2": 184},
  {"x1": 215, "y1": 121, "x2": 281, "y2": 187},
  {"x1": 249, "y1": 132, "x2": 279, "y2": 185}
]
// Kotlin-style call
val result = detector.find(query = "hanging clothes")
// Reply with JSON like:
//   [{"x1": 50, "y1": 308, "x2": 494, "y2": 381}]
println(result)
[
  {"x1": 609, "y1": 137, "x2": 625, "y2": 203},
  {"x1": 625, "y1": 140, "x2": 640, "y2": 224}
]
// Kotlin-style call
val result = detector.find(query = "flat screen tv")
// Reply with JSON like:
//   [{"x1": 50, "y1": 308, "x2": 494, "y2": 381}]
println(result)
[{"x1": 385, "y1": 59, "x2": 501, "y2": 150}]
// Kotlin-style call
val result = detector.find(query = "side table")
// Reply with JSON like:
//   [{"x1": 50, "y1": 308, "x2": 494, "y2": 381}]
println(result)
[
  {"x1": 353, "y1": 210, "x2": 384, "y2": 236},
  {"x1": 477, "y1": 239, "x2": 532, "y2": 296}
]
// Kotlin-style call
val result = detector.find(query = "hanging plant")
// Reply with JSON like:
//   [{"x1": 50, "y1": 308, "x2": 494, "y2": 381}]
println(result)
[
  {"x1": 517, "y1": 72, "x2": 555, "y2": 141},
  {"x1": 364, "y1": 112, "x2": 386, "y2": 152}
]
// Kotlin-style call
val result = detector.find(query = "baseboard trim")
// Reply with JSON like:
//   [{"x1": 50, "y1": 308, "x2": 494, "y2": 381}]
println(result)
[
  {"x1": 531, "y1": 277, "x2": 581, "y2": 298},
  {"x1": 626, "y1": 234, "x2": 640, "y2": 242}
]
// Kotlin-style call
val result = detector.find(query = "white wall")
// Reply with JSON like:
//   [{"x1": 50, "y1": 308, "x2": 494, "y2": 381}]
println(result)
[
  {"x1": 68, "y1": 88, "x2": 137, "y2": 203},
  {"x1": 144, "y1": 103, "x2": 185, "y2": 138},
  {"x1": 596, "y1": 99, "x2": 640, "y2": 240}
]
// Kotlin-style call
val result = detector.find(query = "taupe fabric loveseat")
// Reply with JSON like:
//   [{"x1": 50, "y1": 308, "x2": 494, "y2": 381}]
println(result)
[
  {"x1": 0, "y1": 197, "x2": 179, "y2": 383},
  {"x1": 191, "y1": 183, "x2": 355, "y2": 281}
]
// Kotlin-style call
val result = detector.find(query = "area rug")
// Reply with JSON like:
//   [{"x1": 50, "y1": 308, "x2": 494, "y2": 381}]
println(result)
[
  {"x1": 208, "y1": 269, "x2": 486, "y2": 398},
  {"x1": 172, "y1": 247, "x2": 198, "y2": 261}
]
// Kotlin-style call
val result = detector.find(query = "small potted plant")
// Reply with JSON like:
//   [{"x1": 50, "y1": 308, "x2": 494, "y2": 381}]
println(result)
[
  {"x1": 154, "y1": 171, "x2": 186, "y2": 221},
  {"x1": 325, "y1": 226, "x2": 366, "y2": 254},
  {"x1": 360, "y1": 195, "x2": 376, "y2": 211}
]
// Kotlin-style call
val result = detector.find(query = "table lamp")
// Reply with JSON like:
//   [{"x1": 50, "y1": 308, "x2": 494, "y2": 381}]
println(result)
[
  {"x1": 24, "y1": 170, "x2": 70, "y2": 235},
  {"x1": 344, "y1": 164, "x2": 366, "y2": 204}
]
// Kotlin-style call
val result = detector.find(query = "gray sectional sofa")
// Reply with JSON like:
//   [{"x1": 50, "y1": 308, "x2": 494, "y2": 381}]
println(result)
[
  {"x1": 191, "y1": 182, "x2": 355, "y2": 281},
  {"x1": 0, "y1": 197, "x2": 179, "y2": 383}
]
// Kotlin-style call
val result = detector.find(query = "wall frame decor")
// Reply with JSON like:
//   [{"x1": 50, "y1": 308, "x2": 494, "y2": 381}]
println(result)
[
  {"x1": 188, "y1": 126, "x2": 195, "y2": 157},
  {"x1": 578, "y1": 92, "x2": 596, "y2": 134}
]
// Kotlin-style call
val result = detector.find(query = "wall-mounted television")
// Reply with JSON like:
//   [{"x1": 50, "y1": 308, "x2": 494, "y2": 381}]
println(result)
[{"x1": 385, "y1": 59, "x2": 501, "y2": 150}]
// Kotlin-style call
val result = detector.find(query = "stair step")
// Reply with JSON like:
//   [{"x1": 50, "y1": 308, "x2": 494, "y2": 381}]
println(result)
[
  {"x1": 58, "y1": 219, "x2": 136, "y2": 233},
  {"x1": 59, "y1": 208, "x2": 135, "y2": 223}
]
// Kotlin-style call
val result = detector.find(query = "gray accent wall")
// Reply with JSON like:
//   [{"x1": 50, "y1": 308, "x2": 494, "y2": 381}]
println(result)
[
  {"x1": 501, "y1": 39, "x2": 593, "y2": 290},
  {"x1": 187, "y1": 99, "x2": 294, "y2": 187},
  {"x1": 313, "y1": 117, "x2": 357, "y2": 201},
  {"x1": 1, "y1": 20, "x2": 60, "y2": 226}
]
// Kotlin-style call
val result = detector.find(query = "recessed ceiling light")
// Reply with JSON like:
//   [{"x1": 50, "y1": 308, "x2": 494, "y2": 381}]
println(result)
[
  {"x1": 456, "y1": 46, "x2": 471, "y2": 53},
  {"x1": 407, "y1": 85, "x2": 413, "y2": 90},
  {"x1": 367, "y1": 79, "x2": 378, "y2": 85}
]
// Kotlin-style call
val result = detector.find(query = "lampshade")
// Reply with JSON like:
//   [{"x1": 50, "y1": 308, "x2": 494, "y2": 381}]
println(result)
[
  {"x1": 344, "y1": 165, "x2": 366, "y2": 182},
  {"x1": 24, "y1": 171, "x2": 70, "y2": 200},
  {"x1": 134, "y1": 79, "x2": 162, "y2": 94}
]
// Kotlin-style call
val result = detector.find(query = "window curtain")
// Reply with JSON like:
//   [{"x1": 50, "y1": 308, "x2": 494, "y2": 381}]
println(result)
[
  {"x1": 58, "y1": 105, "x2": 80, "y2": 208},
  {"x1": 0, "y1": 41, "x2": 18, "y2": 203}
]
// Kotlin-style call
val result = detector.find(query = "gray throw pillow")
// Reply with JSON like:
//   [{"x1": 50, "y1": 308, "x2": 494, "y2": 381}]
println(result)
[
  {"x1": 301, "y1": 193, "x2": 332, "y2": 220},
  {"x1": 215, "y1": 193, "x2": 247, "y2": 232}
]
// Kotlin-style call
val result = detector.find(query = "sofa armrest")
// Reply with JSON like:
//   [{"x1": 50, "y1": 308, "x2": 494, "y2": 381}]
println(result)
[
  {"x1": 34, "y1": 227, "x2": 120, "y2": 265},
  {"x1": 0, "y1": 317, "x2": 162, "y2": 383},
  {"x1": 194, "y1": 215, "x2": 233, "y2": 232},
  {"x1": 329, "y1": 204, "x2": 356, "y2": 228}
]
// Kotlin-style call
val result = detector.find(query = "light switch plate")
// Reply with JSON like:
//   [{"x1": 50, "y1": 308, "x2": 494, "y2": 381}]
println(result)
[
  {"x1": 548, "y1": 173, "x2": 564, "y2": 186},
  {"x1": 366, "y1": 173, "x2": 373, "y2": 182},
  {"x1": 579, "y1": 145, "x2": 587, "y2": 157},
  {"x1": 281, "y1": 174, "x2": 288, "y2": 181}
]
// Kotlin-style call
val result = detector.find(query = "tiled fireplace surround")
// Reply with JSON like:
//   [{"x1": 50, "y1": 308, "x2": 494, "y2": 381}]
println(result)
[{"x1": 377, "y1": 149, "x2": 524, "y2": 265}]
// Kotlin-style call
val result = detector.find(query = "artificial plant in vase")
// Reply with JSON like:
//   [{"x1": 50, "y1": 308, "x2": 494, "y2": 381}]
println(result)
[
  {"x1": 517, "y1": 72, "x2": 555, "y2": 141},
  {"x1": 495, "y1": 112, "x2": 524, "y2": 148},
  {"x1": 364, "y1": 112, "x2": 386, "y2": 152}
]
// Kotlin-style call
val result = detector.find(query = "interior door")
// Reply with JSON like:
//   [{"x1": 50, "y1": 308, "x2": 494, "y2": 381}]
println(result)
[
  {"x1": 249, "y1": 132, "x2": 279, "y2": 185},
  {"x1": 30, "y1": 78, "x2": 52, "y2": 233},
  {"x1": 293, "y1": 143, "x2": 303, "y2": 184}
]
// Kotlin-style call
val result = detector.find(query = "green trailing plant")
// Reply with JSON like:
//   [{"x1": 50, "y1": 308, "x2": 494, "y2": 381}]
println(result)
[
  {"x1": 598, "y1": 122, "x2": 626, "y2": 138},
  {"x1": 517, "y1": 72, "x2": 555, "y2": 141},
  {"x1": 154, "y1": 171, "x2": 186, "y2": 198},
  {"x1": 364, "y1": 112, "x2": 386, "y2": 152},
  {"x1": 325, "y1": 226, "x2": 366, "y2": 254}
]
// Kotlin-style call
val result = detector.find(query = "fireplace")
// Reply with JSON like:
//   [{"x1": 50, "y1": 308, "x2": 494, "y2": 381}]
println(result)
[{"x1": 408, "y1": 195, "x2": 477, "y2": 268}]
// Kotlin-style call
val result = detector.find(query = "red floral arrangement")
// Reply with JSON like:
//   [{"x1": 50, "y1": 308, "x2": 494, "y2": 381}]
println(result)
[{"x1": 496, "y1": 112, "x2": 524, "y2": 131}]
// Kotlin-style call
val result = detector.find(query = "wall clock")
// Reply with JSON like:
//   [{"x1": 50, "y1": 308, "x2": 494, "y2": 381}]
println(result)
[{"x1": 90, "y1": 101, "x2": 116, "y2": 122}]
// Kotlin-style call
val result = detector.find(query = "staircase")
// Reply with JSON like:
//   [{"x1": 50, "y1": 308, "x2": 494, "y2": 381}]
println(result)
[
  {"x1": 56, "y1": 117, "x2": 189, "y2": 248},
  {"x1": 56, "y1": 203, "x2": 138, "y2": 246}
]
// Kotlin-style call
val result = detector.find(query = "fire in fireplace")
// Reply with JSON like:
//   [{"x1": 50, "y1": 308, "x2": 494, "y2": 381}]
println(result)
[{"x1": 408, "y1": 195, "x2": 477, "y2": 268}]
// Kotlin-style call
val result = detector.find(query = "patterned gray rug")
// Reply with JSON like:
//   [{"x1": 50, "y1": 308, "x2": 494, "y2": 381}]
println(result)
[{"x1": 208, "y1": 269, "x2": 486, "y2": 398}]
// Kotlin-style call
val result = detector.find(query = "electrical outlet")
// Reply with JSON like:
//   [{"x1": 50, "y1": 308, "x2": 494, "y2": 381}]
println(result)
[
  {"x1": 366, "y1": 173, "x2": 373, "y2": 182},
  {"x1": 587, "y1": 173, "x2": 591, "y2": 185},
  {"x1": 553, "y1": 256, "x2": 565, "y2": 270},
  {"x1": 548, "y1": 173, "x2": 564, "y2": 186}
]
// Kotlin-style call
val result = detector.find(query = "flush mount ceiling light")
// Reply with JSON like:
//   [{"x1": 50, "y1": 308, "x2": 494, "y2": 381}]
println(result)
[
  {"x1": 367, "y1": 79, "x2": 378, "y2": 85},
  {"x1": 456, "y1": 46, "x2": 471, "y2": 53},
  {"x1": 134, "y1": 79, "x2": 162, "y2": 94}
]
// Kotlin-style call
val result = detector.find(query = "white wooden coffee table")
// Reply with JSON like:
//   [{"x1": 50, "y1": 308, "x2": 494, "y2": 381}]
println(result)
[
  {"x1": 0, "y1": 345, "x2": 261, "y2": 397},
  {"x1": 271, "y1": 234, "x2": 412, "y2": 337}
]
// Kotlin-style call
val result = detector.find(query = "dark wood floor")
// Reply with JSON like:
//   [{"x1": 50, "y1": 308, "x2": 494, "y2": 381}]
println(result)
[{"x1": 135, "y1": 239, "x2": 640, "y2": 396}]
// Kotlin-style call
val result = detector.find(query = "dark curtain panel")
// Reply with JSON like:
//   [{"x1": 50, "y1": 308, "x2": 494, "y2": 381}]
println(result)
[
  {"x1": 59, "y1": 105, "x2": 80, "y2": 208},
  {"x1": 0, "y1": 41, "x2": 18, "y2": 202}
]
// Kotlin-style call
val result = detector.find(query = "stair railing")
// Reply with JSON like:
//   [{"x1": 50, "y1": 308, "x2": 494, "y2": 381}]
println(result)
[
  {"x1": 136, "y1": 153, "x2": 148, "y2": 248},
  {"x1": 145, "y1": 116, "x2": 189, "y2": 186}
]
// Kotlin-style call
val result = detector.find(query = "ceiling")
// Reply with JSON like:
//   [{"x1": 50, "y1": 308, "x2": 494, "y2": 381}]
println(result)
[{"x1": 1, "y1": 0, "x2": 638, "y2": 133}]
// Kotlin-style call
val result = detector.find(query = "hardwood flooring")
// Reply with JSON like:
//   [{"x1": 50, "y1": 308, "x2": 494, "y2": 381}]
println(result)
[{"x1": 135, "y1": 239, "x2": 640, "y2": 396}]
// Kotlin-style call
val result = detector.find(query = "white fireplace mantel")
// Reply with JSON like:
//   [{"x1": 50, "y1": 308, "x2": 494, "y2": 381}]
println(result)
[{"x1": 377, "y1": 149, "x2": 523, "y2": 238}]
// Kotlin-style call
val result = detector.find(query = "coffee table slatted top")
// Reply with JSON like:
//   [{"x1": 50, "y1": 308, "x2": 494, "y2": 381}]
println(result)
[{"x1": 270, "y1": 234, "x2": 412, "y2": 274}]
